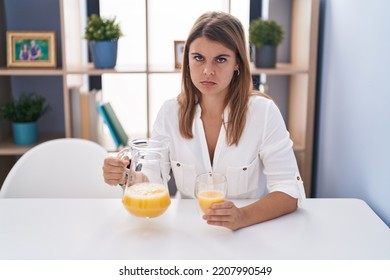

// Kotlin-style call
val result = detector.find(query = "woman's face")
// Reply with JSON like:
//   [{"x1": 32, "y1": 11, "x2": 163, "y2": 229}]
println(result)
[{"x1": 188, "y1": 36, "x2": 237, "y2": 99}]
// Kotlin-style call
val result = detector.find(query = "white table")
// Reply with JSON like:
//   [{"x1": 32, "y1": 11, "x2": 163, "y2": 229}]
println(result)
[{"x1": 0, "y1": 198, "x2": 389, "y2": 260}]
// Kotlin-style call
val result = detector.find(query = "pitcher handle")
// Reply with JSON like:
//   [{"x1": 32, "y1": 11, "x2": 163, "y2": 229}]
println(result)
[{"x1": 117, "y1": 147, "x2": 131, "y2": 189}]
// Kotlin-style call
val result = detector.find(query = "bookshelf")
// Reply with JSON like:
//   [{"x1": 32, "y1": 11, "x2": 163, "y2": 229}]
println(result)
[{"x1": 0, "y1": 0, "x2": 319, "y2": 196}]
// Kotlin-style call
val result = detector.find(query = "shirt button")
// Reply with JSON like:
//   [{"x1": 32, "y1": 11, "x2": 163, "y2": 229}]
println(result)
[
  {"x1": 297, "y1": 176, "x2": 301, "y2": 181},
  {"x1": 243, "y1": 167, "x2": 247, "y2": 171},
  {"x1": 176, "y1": 163, "x2": 181, "y2": 167}
]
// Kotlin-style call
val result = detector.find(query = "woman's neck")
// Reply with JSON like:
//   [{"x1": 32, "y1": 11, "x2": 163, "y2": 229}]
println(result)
[{"x1": 200, "y1": 95, "x2": 225, "y2": 119}]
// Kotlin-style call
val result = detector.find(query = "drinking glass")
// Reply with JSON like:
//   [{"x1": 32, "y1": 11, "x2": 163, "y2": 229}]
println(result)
[
  {"x1": 195, "y1": 172, "x2": 227, "y2": 214},
  {"x1": 122, "y1": 151, "x2": 171, "y2": 218}
]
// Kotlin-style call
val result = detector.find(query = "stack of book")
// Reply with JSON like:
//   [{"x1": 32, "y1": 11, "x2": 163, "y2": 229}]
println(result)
[
  {"x1": 69, "y1": 87, "x2": 103, "y2": 143},
  {"x1": 69, "y1": 87, "x2": 129, "y2": 149}
]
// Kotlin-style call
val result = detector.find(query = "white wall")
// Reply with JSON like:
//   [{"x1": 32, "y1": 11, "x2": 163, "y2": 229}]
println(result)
[{"x1": 315, "y1": 0, "x2": 390, "y2": 226}]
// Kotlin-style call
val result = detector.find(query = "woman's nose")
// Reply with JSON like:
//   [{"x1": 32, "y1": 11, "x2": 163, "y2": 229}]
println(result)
[{"x1": 203, "y1": 62, "x2": 215, "y2": 76}]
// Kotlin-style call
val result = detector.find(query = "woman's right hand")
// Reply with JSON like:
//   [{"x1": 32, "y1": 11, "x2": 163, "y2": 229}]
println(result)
[{"x1": 102, "y1": 156, "x2": 130, "y2": 186}]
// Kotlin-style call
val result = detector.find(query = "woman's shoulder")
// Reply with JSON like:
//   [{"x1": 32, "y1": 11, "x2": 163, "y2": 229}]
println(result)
[
  {"x1": 248, "y1": 93, "x2": 274, "y2": 108},
  {"x1": 157, "y1": 98, "x2": 179, "y2": 119},
  {"x1": 161, "y1": 98, "x2": 179, "y2": 109},
  {"x1": 248, "y1": 93, "x2": 283, "y2": 120},
  {"x1": 153, "y1": 98, "x2": 179, "y2": 134}
]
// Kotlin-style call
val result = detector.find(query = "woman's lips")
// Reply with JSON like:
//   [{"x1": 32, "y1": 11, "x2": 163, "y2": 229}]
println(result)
[{"x1": 200, "y1": 80, "x2": 216, "y2": 86}]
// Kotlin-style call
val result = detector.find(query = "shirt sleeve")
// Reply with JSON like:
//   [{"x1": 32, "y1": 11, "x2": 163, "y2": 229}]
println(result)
[{"x1": 259, "y1": 101, "x2": 306, "y2": 205}]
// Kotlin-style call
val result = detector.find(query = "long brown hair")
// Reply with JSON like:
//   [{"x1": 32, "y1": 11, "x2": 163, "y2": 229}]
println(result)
[{"x1": 177, "y1": 11, "x2": 262, "y2": 145}]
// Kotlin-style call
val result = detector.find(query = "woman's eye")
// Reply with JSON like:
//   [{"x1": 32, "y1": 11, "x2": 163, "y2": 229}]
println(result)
[
  {"x1": 216, "y1": 57, "x2": 227, "y2": 63},
  {"x1": 193, "y1": 55, "x2": 204, "y2": 61}
]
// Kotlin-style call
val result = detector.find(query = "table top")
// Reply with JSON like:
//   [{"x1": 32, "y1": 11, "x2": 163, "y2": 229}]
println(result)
[{"x1": 0, "y1": 198, "x2": 389, "y2": 260}]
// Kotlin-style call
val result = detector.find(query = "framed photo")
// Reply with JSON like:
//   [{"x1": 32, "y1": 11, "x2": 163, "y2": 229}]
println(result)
[
  {"x1": 174, "y1": 40, "x2": 185, "y2": 69},
  {"x1": 6, "y1": 31, "x2": 57, "y2": 68}
]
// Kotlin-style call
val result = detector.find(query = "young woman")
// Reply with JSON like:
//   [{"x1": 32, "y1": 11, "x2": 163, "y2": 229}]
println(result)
[
  {"x1": 19, "y1": 43, "x2": 30, "y2": 60},
  {"x1": 103, "y1": 11, "x2": 305, "y2": 230}
]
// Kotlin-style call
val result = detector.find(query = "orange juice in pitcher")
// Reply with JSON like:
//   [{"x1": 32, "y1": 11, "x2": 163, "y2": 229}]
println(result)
[
  {"x1": 122, "y1": 151, "x2": 171, "y2": 218},
  {"x1": 122, "y1": 183, "x2": 170, "y2": 218}
]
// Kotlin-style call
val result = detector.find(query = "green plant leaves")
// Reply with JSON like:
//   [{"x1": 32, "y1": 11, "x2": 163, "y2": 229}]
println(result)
[
  {"x1": 85, "y1": 14, "x2": 123, "y2": 41},
  {"x1": 0, "y1": 93, "x2": 50, "y2": 123},
  {"x1": 249, "y1": 19, "x2": 284, "y2": 48}
]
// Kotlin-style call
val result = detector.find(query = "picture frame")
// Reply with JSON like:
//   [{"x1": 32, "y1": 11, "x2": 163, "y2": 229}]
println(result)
[
  {"x1": 174, "y1": 40, "x2": 185, "y2": 69},
  {"x1": 6, "y1": 31, "x2": 57, "y2": 68}
]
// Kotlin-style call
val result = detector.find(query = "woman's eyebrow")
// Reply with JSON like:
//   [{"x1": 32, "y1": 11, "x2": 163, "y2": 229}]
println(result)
[{"x1": 190, "y1": 52, "x2": 231, "y2": 57}]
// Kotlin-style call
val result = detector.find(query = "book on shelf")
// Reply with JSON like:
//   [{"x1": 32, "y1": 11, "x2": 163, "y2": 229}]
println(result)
[
  {"x1": 69, "y1": 87, "x2": 103, "y2": 143},
  {"x1": 96, "y1": 102, "x2": 129, "y2": 148},
  {"x1": 69, "y1": 87, "x2": 82, "y2": 138}
]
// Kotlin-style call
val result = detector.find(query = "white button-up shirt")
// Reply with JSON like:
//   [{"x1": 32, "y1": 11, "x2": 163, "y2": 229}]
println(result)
[{"x1": 152, "y1": 95, "x2": 305, "y2": 203}]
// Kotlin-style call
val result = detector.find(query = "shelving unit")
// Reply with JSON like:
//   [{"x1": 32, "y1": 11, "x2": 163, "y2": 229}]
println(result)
[
  {"x1": 0, "y1": 0, "x2": 319, "y2": 196},
  {"x1": 0, "y1": 68, "x2": 64, "y2": 76}
]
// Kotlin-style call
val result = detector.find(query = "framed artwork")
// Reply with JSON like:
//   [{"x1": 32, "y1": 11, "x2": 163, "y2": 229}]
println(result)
[
  {"x1": 6, "y1": 31, "x2": 57, "y2": 68},
  {"x1": 174, "y1": 40, "x2": 185, "y2": 69}
]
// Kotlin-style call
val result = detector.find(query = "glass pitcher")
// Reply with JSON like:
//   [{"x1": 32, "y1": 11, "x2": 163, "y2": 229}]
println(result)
[
  {"x1": 118, "y1": 138, "x2": 169, "y2": 183},
  {"x1": 129, "y1": 138, "x2": 169, "y2": 157},
  {"x1": 120, "y1": 138, "x2": 169, "y2": 158},
  {"x1": 122, "y1": 150, "x2": 171, "y2": 218}
]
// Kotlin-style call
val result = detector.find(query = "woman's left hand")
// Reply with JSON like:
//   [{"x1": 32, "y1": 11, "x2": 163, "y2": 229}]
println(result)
[{"x1": 203, "y1": 200, "x2": 245, "y2": 231}]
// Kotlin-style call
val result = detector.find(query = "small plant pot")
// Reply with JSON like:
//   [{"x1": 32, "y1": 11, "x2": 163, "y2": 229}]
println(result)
[
  {"x1": 89, "y1": 41, "x2": 118, "y2": 69},
  {"x1": 12, "y1": 122, "x2": 38, "y2": 145},
  {"x1": 255, "y1": 45, "x2": 277, "y2": 68}
]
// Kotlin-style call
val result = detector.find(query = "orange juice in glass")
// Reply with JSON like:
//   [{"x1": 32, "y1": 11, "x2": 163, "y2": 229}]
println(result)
[
  {"x1": 195, "y1": 172, "x2": 227, "y2": 214},
  {"x1": 122, "y1": 151, "x2": 171, "y2": 218}
]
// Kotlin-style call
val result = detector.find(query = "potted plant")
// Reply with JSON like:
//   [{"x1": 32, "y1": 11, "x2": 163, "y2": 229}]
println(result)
[
  {"x1": 249, "y1": 18, "x2": 284, "y2": 68},
  {"x1": 85, "y1": 14, "x2": 123, "y2": 69},
  {"x1": 0, "y1": 93, "x2": 49, "y2": 145}
]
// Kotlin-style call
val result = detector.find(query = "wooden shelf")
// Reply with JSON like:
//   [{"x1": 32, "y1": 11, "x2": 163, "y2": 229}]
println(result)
[
  {"x1": 0, "y1": 133, "x2": 64, "y2": 156},
  {"x1": 66, "y1": 64, "x2": 146, "y2": 75},
  {"x1": 0, "y1": 67, "x2": 64, "y2": 76},
  {"x1": 67, "y1": 64, "x2": 182, "y2": 75},
  {"x1": 293, "y1": 142, "x2": 305, "y2": 153},
  {"x1": 250, "y1": 63, "x2": 308, "y2": 75},
  {"x1": 0, "y1": 65, "x2": 181, "y2": 76},
  {"x1": 0, "y1": 64, "x2": 307, "y2": 76}
]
